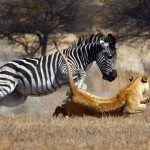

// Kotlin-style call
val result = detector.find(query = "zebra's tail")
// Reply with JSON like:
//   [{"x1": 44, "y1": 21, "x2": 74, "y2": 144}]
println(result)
[{"x1": 54, "y1": 41, "x2": 77, "y2": 94}]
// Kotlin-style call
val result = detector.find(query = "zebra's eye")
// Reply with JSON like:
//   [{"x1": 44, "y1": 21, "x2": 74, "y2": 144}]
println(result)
[{"x1": 107, "y1": 55, "x2": 112, "y2": 59}]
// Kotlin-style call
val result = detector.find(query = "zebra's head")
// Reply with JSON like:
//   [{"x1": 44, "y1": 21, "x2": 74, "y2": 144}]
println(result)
[
  {"x1": 96, "y1": 33, "x2": 117, "y2": 82},
  {"x1": 70, "y1": 33, "x2": 117, "y2": 82}
]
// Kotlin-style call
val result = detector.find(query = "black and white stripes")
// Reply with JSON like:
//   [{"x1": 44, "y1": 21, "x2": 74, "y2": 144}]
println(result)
[{"x1": 0, "y1": 33, "x2": 117, "y2": 99}]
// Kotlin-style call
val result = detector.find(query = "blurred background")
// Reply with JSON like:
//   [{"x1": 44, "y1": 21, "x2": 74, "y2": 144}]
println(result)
[{"x1": 0, "y1": 0, "x2": 149, "y2": 115}]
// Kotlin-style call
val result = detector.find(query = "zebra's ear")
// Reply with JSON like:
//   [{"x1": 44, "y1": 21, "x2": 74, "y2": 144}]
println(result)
[
  {"x1": 107, "y1": 33, "x2": 114, "y2": 38},
  {"x1": 107, "y1": 33, "x2": 117, "y2": 44},
  {"x1": 141, "y1": 76, "x2": 148, "y2": 83}
]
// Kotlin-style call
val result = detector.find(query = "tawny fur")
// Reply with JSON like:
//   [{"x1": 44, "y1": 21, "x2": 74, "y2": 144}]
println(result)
[
  {"x1": 53, "y1": 49, "x2": 149, "y2": 117},
  {"x1": 141, "y1": 97, "x2": 150, "y2": 104}
]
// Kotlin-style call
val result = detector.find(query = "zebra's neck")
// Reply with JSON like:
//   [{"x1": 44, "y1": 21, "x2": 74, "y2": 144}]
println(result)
[{"x1": 62, "y1": 43, "x2": 98, "y2": 70}]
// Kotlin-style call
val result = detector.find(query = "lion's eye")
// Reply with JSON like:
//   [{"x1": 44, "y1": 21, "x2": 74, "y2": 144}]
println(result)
[{"x1": 129, "y1": 77, "x2": 134, "y2": 82}]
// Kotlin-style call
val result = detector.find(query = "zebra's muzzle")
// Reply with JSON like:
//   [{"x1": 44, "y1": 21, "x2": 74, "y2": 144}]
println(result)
[{"x1": 103, "y1": 70, "x2": 117, "y2": 82}]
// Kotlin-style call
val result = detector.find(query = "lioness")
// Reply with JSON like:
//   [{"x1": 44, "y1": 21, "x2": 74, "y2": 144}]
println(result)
[{"x1": 53, "y1": 49, "x2": 149, "y2": 117}]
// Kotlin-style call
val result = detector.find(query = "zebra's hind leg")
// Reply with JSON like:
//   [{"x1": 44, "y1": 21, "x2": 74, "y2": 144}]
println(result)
[
  {"x1": 0, "y1": 84, "x2": 27, "y2": 107},
  {"x1": 0, "y1": 94, "x2": 27, "y2": 115},
  {"x1": 0, "y1": 82, "x2": 17, "y2": 99},
  {"x1": 0, "y1": 92, "x2": 27, "y2": 107}
]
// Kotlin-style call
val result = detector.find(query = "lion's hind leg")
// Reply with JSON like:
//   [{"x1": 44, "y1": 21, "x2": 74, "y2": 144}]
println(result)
[{"x1": 124, "y1": 103, "x2": 146, "y2": 114}]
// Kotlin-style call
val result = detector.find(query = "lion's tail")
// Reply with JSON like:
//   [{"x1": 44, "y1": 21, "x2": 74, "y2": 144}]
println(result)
[{"x1": 56, "y1": 46, "x2": 77, "y2": 94}]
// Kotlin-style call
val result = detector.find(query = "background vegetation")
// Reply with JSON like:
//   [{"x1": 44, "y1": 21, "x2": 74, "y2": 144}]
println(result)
[{"x1": 0, "y1": 0, "x2": 149, "y2": 56}]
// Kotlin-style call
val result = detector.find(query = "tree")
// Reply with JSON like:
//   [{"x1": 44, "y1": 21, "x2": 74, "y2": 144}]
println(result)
[
  {"x1": 0, "y1": 0, "x2": 79, "y2": 56},
  {"x1": 96, "y1": 0, "x2": 150, "y2": 41}
]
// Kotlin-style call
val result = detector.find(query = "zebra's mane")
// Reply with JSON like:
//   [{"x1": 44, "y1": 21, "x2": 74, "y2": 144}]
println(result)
[
  {"x1": 69, "y1": 33, "x2": 105, "y2": 49},
  {"x1": 66, "y1": 33, "x2": 117, "y2": 56}
]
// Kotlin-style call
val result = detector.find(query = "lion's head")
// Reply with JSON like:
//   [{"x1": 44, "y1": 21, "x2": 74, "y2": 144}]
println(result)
[{"x1": 129, "y1": 76, "x2": 149, "y2": 95}]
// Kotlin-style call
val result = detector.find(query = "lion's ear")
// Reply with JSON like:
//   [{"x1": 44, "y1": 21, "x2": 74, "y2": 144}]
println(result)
[
  {"x1": 141, "y1": 76, "x2": 148, "y2": 83},
  {"x1": 129, "y1": 77, "x2": 134, "y2": 82}
]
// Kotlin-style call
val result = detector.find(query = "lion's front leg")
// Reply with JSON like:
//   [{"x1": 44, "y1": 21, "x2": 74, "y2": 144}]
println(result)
[
  {"x1": 141, "y1": 97, "x2": 150, "y2": 104},
  {"x1": 53, "y1": 104, "x2": 68, "y2": 117}
]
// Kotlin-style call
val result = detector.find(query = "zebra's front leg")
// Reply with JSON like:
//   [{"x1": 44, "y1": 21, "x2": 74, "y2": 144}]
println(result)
[
  {"x1": 74, "y1": 70, "x2": 87, "y2": 90},
  {"x1": 66, "y1": 83, "x2": 87, "y2": 96},
  {"x1": 75, "y1": 82, "x2": 87, "y2": 91},
  {"x1": 66, "y1": 70, "x2": 87, "y2": 96}
]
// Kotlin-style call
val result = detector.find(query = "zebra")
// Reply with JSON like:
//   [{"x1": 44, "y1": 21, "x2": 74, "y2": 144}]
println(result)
[
  {"x1": 72, "y1": 33, "x2": 116, "y2": 51},
  {"x1": 71, "y1": 32, "x2": 117, "y2": 69},
  {"x1": 70, "y1": 33, "x2": 117, "y2": 81},
  {"x1": 0, "y1": 33, "x2": 117, "y2": 107}
]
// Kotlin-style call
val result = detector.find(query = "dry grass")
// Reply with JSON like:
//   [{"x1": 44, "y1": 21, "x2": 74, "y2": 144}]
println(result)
[{"x1": 0, "y1": 108, "x2": 150, "y2": 150}]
